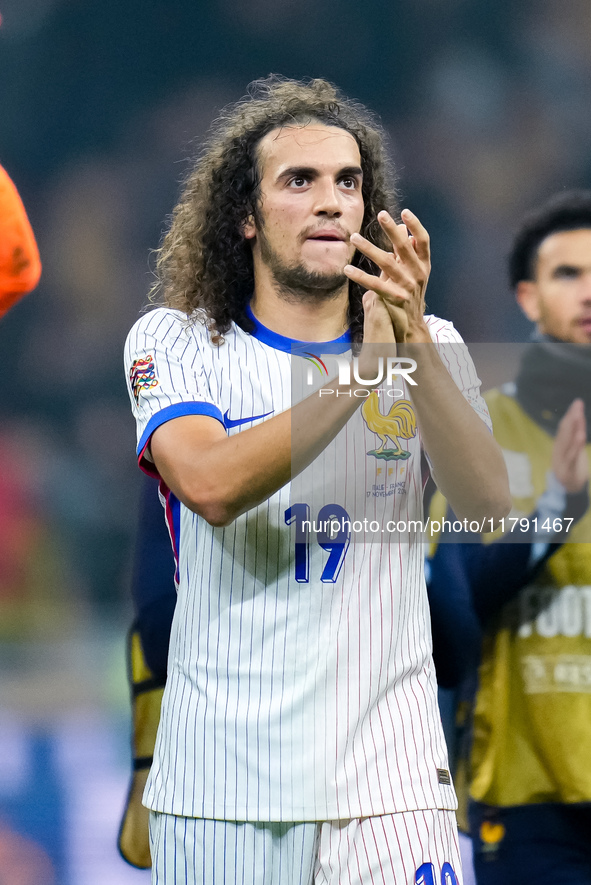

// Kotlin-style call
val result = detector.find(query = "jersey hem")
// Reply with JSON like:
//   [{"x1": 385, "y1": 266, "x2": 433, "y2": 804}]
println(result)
[{"x1": 142, "y1": 797, "x2": 459, "y2": 821}]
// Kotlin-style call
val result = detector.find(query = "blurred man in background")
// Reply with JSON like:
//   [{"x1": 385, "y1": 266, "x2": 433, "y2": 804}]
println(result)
[
  {"x1": 429, "y1": 190, "x2": 591, "y2": 885},
  {"x1": 118, "y1": 474, "x2": 175, "y2": 870}
]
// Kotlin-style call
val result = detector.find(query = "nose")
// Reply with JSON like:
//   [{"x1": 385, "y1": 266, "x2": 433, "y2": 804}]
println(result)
[{"x1": 313, "y1": 178, "x2": 342, "y2": 217}]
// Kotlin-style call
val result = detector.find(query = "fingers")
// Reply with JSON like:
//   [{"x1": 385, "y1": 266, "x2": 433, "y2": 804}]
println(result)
[
  {"x1": 361, "y1": 290, "x2": 399, "y2": 344},
  {"x1": 571, "y1": 398, "x2": 586, "y2": 437},
  {"x1": 377, "y1": 208, "x2": 430, "y2": 265},
  {"x1": 561, "y1": 436, "x2": 587, "y2": 471},
  {"x1": 347, "y1": 208, "x2": 430, "y2": 343},
  {"x1": 345, "y1": 235, "x2": 425, "y2": 297},
  {"x1": 556, "y1": 399, "x2": 587, "y2": 447},
  {"x1": 343, "y1": 261, "x2": 410, "y2": 303},
  {"x1": 362, "y1": 290, "x2": 408, "y2": 345},
  {"x1": 349, "y1": 230, "x2": 416, "y2": 278},
  {"x1": 376, "y1": 210, "x2": 415, "y2": 259},
  {"x1": 345, "y1": 208, "x2": 430, "y2": 292},
  {"x1": 552, "y1": 399, "x2": 589, "y2": 492},
  {"x1": 400, "y1": 208, "x2": 430, "y2": 263}
]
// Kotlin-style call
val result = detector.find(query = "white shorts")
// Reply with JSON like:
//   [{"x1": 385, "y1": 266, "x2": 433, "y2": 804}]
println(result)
[{"x1": 149, "y1": 809, "x2": 462, "y2": 885}]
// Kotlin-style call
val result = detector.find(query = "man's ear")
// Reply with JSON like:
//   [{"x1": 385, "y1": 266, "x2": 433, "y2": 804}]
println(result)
[
  {"x1": 516, "y1": 280, "x2": 541, "y2": 323},
  {"x1": 242, "y1": 214, "x2": 256, "y2": 240}
]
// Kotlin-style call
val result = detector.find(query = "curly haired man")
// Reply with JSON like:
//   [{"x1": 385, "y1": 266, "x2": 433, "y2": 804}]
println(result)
[{"x1": 125, "y1": 76, "x2": 509, "y2": 885}]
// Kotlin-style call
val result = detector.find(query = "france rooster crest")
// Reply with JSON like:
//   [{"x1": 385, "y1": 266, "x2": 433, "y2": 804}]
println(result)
[{"x1": 361, "y1": 392, "x2": 417, "y2": 460}]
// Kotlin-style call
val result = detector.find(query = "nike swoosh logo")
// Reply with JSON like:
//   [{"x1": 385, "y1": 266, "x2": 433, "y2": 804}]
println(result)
[{"x1": 224, "y1": 409, "x2": 273, "y2": 429}]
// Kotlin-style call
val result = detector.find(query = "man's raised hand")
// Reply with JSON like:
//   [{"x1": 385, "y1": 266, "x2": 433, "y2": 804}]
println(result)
[
  {"x1": 552, "y1": 399, "x2": 588, "y2": 494},
  {"x1": 344, "y1": 208, "x2": 431, "y2": 343}
]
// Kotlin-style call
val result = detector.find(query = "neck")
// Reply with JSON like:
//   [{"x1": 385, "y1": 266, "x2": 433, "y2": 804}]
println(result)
[{"x1": 250, "y1": 277, "x2": 350, "y2": 342}]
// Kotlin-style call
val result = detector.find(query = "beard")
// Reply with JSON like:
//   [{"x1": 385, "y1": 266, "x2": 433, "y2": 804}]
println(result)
[{"x1": 258, "y1": 225, "x2": 347, "y2": 303}]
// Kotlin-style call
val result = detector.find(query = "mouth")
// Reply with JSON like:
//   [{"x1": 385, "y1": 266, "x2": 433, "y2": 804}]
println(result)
[
  {"x1": 571, "y1": 317, "x2": 591, "y2": 342},
  {"x1": 306, "y1": 228, "x2": 347, "y2": 243}
]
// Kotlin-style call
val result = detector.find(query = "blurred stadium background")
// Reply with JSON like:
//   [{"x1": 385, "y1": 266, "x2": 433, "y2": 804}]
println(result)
[{"x1": 0, "y1": 0, "x2": 590, "y2": 881}]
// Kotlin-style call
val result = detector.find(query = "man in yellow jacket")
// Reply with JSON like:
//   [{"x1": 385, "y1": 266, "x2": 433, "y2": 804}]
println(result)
[{"x1": 429, "y1": 190, "x2": 591, "y2": 885}]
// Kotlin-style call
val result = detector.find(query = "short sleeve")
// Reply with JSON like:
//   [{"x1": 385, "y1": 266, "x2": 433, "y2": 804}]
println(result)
[
  {"x1": 425, "y1": 315, "x2": 492, "y2": 432},
  {"x1": 124, "y1": 308, "x2": 225, "y2": 474}
]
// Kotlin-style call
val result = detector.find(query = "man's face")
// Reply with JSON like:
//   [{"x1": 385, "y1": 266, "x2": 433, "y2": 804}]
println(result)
[
  {"x1": 243, "y1": 123, "x2": 365, "y2": 296},
  {"x1": 517, "y1": 228, "x2": 591, "y2": 344}
]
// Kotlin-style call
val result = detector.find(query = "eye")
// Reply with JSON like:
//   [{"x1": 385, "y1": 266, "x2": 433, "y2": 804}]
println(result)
[
  {"x1": 554, "y1": 265, "x2": 580, "y2": 279},
  {"x1": 288, "y1": 176, "x2": 308, "y2": 188},
  {"x1": 339, "y1": 176, "x2": 358, "y2": 189}
]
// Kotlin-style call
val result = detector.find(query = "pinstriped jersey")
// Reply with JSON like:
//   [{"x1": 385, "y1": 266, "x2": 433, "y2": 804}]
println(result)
[{"x1": 124, "y1": 306, "x2": 489, "y2": 821}]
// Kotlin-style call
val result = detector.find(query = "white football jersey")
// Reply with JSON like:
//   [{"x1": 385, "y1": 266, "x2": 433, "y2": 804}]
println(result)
[{"x1": 124, "y1": 306, "x2": 488, "y2": 821}]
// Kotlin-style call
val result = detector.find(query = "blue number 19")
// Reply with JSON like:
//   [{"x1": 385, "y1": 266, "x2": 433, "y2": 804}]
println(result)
[
  {"x1": 317, "y1": 504, "x2": 350, "y2": 583},
  {"x1": 284, "y1": 503, "x2": 310, "y2": 583},
  {"x1": 415, "y1": 863, "x2": 458, "y2": 885},
  {"x1": 285, "y1": 503, "x2": 351, "y2": 583}
]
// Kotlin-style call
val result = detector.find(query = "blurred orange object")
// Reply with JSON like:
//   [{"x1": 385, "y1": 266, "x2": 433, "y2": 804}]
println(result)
[{"x1": 0, "y1": 164, "x2": 41, "y2": 317}]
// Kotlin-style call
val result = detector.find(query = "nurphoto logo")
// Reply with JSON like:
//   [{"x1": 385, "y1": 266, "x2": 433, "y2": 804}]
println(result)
[{"x1": 303, "y1": 353, "x2": 417, "y2": 398}]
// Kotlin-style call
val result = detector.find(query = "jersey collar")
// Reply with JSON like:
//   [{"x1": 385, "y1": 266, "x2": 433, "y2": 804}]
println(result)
[{"x1": 245, "y1": 303, "x2": 352, "y2": 354}]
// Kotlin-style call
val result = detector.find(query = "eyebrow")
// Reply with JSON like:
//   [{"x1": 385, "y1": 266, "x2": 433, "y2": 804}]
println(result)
[
  {"x1": 552, "y1": 263, "x2": 582, "y2": 275},
  {"x1": 276, "y1": 165, "x2": 363, "y2": 183}
]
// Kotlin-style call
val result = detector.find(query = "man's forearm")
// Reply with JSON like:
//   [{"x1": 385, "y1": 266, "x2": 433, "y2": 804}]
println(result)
[
  {"x1": 405, "y1": 342, "x2": 511, "y2": 521},
  {"x1": 151, "y1": 373, "x2": 376, "y2": 527},
  {"x1": 151, "y1": 292, "x2": 399, "y2": 527}
]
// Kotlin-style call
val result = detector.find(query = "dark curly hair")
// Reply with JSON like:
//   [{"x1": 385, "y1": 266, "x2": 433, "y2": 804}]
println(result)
[
  {"x1": 151, "y1": 75, "x2": 398, "y2": 346},
  {"x1": 509, "y1": 189, "x2": 591, "y2": 288}
]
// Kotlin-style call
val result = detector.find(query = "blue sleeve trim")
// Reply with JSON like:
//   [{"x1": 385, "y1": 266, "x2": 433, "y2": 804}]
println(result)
[{"x1": 136, "y1": 402, "x2": 225, "y2": 460}]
